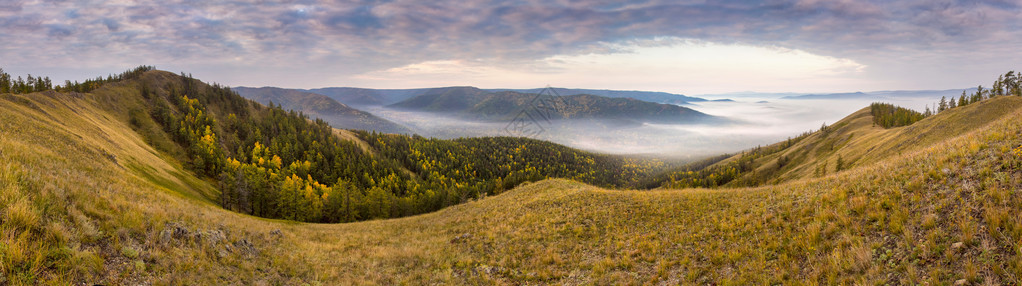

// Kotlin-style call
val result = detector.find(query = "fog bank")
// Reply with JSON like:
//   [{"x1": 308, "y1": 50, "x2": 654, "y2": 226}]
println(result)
[{"x1": 364, "y1": 96, "x2": 938, "y2": 156}]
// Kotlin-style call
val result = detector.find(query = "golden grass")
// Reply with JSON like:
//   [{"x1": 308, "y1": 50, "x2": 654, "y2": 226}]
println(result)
[
  {"x1": 2, "y1": 84, "x2": 1022, "y2": 284},
  {"x1": 730, "y1": 96, "x2": 1022, "y2": 185}
]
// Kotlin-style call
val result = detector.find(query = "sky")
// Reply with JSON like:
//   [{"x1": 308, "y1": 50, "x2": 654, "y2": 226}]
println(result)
[{"x1": 1, "y1": 0, "x2": 1021, "y2": 94}]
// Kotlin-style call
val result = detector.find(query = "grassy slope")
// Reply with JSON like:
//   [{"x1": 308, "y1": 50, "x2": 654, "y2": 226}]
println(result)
[
  {"x1": 2, "y1": 84, "x2": 1022, "y2": 284},
  {"x1": 722, "y1": 96, "x2": 1022, "y2": 186}
]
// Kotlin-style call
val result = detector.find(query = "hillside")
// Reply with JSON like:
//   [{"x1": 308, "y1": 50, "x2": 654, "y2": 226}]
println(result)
[
  {"x1": 389, "y1": 88, "x2": 721, "y2": 124},
  {"x1": 5, "y1": 79, "x2": 1022, "y2": 284},
  {"x1": 232, "y1": 86, "x2": 411, "y2": 134},
  {"x1": 660, "y1": 96, "x2": 1022, "y2": 188},
  {"x1": 4, "y1": 70, "x2": 1022, "y2": 284}
]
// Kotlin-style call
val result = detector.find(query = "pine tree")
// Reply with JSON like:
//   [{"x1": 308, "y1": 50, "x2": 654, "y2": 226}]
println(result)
[
  {"x1": 972, "y1": 85, "x2": 984, "y2": 103},
  {"x1": 994, "y1": 75, "x2": 1005, "y2": 96},
  {"x1": 0, "y1": 68, "x2": 10, "y2": 94}
]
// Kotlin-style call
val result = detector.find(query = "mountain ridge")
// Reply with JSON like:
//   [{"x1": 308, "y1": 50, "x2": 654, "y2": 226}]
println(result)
[
  {"x1": 388, "y1": 88, "x2": 722, "y2": 124},
  {"x1": 232, "y1": 86, "x2": 411, "y2": 134},
  {"x1": 235, "y1": 86, "x2": 714, "y2": 106}
]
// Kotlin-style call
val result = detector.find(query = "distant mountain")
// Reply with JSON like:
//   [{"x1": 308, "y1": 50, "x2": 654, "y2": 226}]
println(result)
[
  {"x1": 387, "y1": 86, "x2": 491, "y2": 113},
  {"x1": 694, "y1": 91, "x2": 806, "y2": 100},
  {"x1": 781, "y1": 89, "x2": 973, "y2": 100},
  {"x1": 389, "y1": 88, "x2": 721, "y2": 124},
  {"x1": 486, "y1": 88, "x2": 709, "y2": 105},
  {"x1": 278, "y1": 86, "x2": 714, "y2": 106},
  {"x1": 233, "y1": 87, "x2": 411, "y2": 134},
  {"x1": 299, "y1": 87, "x2": 436, "y2": 106}
]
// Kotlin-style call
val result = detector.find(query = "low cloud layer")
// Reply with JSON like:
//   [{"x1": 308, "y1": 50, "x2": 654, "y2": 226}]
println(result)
[
  {"x1": 362, "y1": 95, "x2": 940, "y2": 156},
  {"x1": 1, "y1": 0, "x2": 1020, "y2": 92}
]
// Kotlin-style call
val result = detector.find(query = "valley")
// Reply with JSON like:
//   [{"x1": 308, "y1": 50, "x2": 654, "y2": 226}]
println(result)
[
  {"x1": 2, "y1": 68, "x2": 1022, "y2": 284},
  {"x1": 5, "y1": 1, "x2": 1022, "y2": 284}
]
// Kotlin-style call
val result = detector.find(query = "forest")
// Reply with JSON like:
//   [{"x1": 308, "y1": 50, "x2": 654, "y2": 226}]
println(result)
[
  {"x1": 102, "y1": 68, "x2": 668, "y2": 222},
  {"x1": 869, "y1": 103, "x2": 925, "y2": 128}
]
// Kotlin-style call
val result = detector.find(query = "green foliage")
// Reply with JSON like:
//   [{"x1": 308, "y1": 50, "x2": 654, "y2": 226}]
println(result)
[{"x1": 870, "y1": 103, "x2": 926, "y2": 128}]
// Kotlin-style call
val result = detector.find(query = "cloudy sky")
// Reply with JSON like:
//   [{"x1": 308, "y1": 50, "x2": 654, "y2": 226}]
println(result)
[{"x1": 1, "y1": 0, "x2": 1020, "y2": 94}]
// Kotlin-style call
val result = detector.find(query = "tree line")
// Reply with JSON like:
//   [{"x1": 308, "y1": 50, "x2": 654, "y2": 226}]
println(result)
[
  {"x1": 935, "y1": 70, "x2": 1022, "y2": 113},
  {"x1": 0, "y1": 66, "x2": 154, "y2": 94},
  {"x1": 870, "y1": 103, "x2": 925, "y2": 128}
]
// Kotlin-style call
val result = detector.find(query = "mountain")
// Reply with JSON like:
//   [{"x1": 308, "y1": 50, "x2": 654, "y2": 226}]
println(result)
[
  {"x1": 485, "y1": 87, "x2": 709, "y2": 104},
  {"x1": 248, "y1": 86, "x2": 714, "y2": 107},
  {"x1": 782, "y1": 89, "x2": 973, "y2": 100},
  {"x1": 386, "y1": 86, "x2": 491, "y2": 113},
  {"x1": 233, "y1": 86, "x2": 411, "y2": 134},
  {"x1": 389, "y1": 88, "x2": 722, "y2": 124},
  {"x1": 299, "y1": 87, "x2": 437, "y2": 106},
  {"x1": 6, "y1": 67, "x2": 1022, "y2": 284}
]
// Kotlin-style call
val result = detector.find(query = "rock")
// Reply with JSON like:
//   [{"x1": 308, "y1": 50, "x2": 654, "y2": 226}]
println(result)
[
  {"x1": 159, "y1": 229, "x2": 173, "y2": 244},
  {"x1": 450, "y1": 233, "x2": 472, "y2": 243},
  {"x1": 270, "y1": 229, "x2": 283, "y2": 236},
  {"x1": 170, "y1": 223, "x2": 189, "y2": 239},
  {"x1": 206, "y1": 230, "x2": 226, "y2": 246},
  {"x1": 954, "y1": 279, "x2": 968, "y2": 286},
  {"x1": 160, "y1": 222, "x2": 190, "y2": 244},
  {"x1": 190, "y1": 231, "x2": 203, "y2": 242},
  {"x1": 233, "y1": 239, "x2": 258, "y2": 257},
  {"x1": 952, "y1": 242, "x2": 964, "y2": 249}
]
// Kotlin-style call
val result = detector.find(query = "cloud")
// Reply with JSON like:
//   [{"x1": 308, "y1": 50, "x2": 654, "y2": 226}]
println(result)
[
  {"x1": 349, "y1": 38, "x2": 868, "y2": 93},
  {"x1": 0, "y1": 0, "x2": 1019, "y2": 91}
]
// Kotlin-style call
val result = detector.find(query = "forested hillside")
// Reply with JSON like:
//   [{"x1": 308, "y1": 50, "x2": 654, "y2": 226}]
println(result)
[
  {"x1": 388, "y1": 87, "x2": 720, "y2": 124},
  {"x1": 15, "y1": 68, "x2": 666, "y2": 223}
]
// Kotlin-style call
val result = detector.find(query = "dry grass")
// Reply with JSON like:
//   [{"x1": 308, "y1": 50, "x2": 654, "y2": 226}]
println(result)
[
  {"x1": 725, "y1": 96, "x2": 1022, "y2": 185},
  {"x1": 2, "y1": 86, "x2": 1022, "y2": 284}
]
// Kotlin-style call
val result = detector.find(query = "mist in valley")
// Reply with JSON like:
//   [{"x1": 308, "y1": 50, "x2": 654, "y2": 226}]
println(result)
[{"x1": 363, "y1": 95, "x2": 942, "y2": 158}]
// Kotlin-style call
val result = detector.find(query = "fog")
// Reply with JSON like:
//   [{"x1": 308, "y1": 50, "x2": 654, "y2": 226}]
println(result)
[{"x1": 363, "y1": 96, "x2": 939, "y2": 157}]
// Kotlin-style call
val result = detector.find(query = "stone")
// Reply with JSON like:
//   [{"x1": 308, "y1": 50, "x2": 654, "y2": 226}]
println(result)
[
  {"x1": 450, "y1": 233, "x2": 473, "y2": 243},
  {"x1": 234, "y1": 239, "x2": 258, "y2": 257},
  {"x1": 954, "y1": 279, "x2": 968, "y2": 286},
  {"x1": 952, "y1": 242, "x2": 964, "y2": 249}
]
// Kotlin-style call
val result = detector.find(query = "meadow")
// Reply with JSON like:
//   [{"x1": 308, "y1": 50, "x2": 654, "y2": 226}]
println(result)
[{"x1": 2, "y1": 84, "x2": 1022, "y2": 284}]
